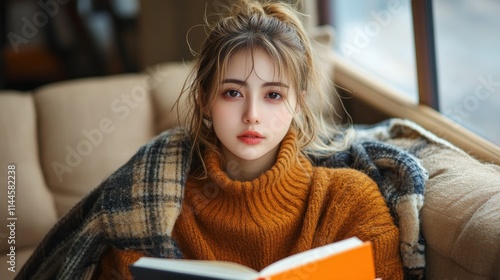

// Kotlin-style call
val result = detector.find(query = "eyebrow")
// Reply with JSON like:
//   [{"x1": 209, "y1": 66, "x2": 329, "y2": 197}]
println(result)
[{"x1": 221, "y1": 79, "x2": 289, "y2": 88}]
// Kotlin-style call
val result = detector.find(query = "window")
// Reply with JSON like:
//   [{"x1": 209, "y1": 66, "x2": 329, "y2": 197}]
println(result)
[
  {"x1": 433, "y1": 0, "x2": 500, "y2": 146},
  {"x1": 328, "y1": 0, "x2": 500, "y2": 146},
  {"x1": 331, "y1": 0, "x2": 417, "y2": 102}
]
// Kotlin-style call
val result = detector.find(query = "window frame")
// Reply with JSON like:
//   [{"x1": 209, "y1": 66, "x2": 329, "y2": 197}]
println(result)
[
  {"x1": 317, "y1": 0, "x2": 500, "y2": 165},
  {"x1": 411, "y1": 0, "x2": 439, "y2": 109}
]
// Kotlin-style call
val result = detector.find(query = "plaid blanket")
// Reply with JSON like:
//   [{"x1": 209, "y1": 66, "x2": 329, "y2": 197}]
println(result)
[{"x1": 16, "y1": 118, "x2": 429, "y2": 280}]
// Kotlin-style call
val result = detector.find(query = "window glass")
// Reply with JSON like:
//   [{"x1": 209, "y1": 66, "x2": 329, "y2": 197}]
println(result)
[
  {"x1": 331, "y1": 0, "x2": 418, "y2": 102},
  {"x1": 433, "y1": 0, "x2": 500, "y2": 145}
]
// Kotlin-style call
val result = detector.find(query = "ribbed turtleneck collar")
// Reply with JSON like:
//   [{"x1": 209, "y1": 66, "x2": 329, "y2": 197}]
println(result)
[
  {"x1": 203, "y1": 129, "x2": 312, "y2": 195},
  {"x1": 188, "y1": 129, "x2": 313, "y2": 232}
]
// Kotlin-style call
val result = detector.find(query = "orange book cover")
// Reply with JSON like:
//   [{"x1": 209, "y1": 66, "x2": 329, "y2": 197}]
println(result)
[
  {"x1": 266, "y1": 241, "x2": 375, "y2": 280},
  {"x1": 129, "y1": 237, "x2": 376, "y2": 280}
]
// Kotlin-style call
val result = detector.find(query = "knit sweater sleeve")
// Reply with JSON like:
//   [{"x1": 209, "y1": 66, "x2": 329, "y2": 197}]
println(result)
[
  {"x1": 97, "y1": 247, "x2": 145, "y2": 279},
  {"x1": 312, "y1": 167, "x2": 404, "y2": 280}
]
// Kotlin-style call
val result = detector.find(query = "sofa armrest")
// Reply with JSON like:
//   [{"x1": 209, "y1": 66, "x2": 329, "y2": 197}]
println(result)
[
  {"x1": 0, "y1": 92, "x2": 60, "y2": 280},
  {"x1": 419, "y1": 139, "x2": 500, "y2": 279}
]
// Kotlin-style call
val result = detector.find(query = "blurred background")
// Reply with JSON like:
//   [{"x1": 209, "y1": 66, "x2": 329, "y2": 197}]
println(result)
[
  {"x1": 1, "y1": 0, "x2": 499, "y2": 144},
  {"x1": 1, "y1": 0, "x2": 218, "y2": 91}
]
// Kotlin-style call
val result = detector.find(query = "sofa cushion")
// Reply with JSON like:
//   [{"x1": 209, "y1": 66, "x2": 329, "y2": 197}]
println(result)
[
  {"x1": 148, "y1": 61, "x2": 193, "y2": 134},
  {"x1": 370, "y1": 119, "x2": 500, "y2": 279},
  {"x1": 0, "y1": 92, "x2": 58, "y2": 254},
  {"x1": 419, "y1": 143, "x2": 500, "y2": 279},
  {"x1": 34, "y1": 74, "x2": 157, "y2": 216}
]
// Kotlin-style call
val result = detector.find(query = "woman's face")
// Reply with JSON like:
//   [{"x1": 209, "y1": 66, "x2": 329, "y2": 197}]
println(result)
[{"x1": 210, "y1": 48, "x2": 297, "y2": 172}]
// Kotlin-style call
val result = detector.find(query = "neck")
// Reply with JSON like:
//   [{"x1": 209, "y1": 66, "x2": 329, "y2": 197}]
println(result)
[{"x1": 221, "y1": 145, "x2": 279, "y2": 181}]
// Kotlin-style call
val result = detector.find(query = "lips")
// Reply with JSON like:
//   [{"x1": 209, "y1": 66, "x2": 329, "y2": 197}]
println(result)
[{"x1": 237, "y1": 130, "x2": 264, "y2": 145}]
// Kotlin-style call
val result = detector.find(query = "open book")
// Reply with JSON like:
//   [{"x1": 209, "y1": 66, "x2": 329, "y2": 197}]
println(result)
[{"x1": 129, "y1": 237, "x2": 375, "y2": 280}]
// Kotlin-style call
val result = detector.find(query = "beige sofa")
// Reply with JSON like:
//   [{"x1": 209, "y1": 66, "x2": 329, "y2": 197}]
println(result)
[{"x1": 1, "y1": 57, "x2": 500, "y2": 279}]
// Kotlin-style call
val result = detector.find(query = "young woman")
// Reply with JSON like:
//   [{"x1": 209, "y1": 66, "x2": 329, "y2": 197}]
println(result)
[
  {"x1": 97, "y1": 0, "x2": 403, "y2": 279},
  {"x1": 16, "y1": 1, "x2": 403, "y2": 279}
]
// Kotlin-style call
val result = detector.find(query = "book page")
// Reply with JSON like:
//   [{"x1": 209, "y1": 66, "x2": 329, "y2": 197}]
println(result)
[
  {"x1": 260, "y1": 237, "x2": 363, "y2": 277},
  {"x1": 132, "y1": 258, "x2": 259, "y2": 279}
]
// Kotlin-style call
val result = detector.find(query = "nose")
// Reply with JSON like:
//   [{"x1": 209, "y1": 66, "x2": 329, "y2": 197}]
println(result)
[{"x1": 243, "y1": 99, "x2": 260, "y2": 124}]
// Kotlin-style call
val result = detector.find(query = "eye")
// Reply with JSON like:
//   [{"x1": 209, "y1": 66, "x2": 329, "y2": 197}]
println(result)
[
  {"x1": 224, "y1": 90, "x2": 242, "y2": 98},
  {"x1": 266, "y1": 92, "x2": 282, "y2": 100}
]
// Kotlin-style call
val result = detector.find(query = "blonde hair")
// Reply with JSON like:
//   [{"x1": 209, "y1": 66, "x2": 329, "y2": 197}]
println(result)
[{"x1": 178, "y1": 0, "x2": 352, "y2": 173}]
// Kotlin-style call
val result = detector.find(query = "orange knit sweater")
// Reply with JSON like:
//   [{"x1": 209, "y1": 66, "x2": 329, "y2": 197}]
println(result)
[{"x1": 98, "y1": 132, "x2": 403, "y2": 279}]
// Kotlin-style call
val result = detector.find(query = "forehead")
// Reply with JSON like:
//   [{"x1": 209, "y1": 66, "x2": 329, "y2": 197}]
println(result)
[{"x1": 223, "y1": 48, "x2": 289, "y2": 83}]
